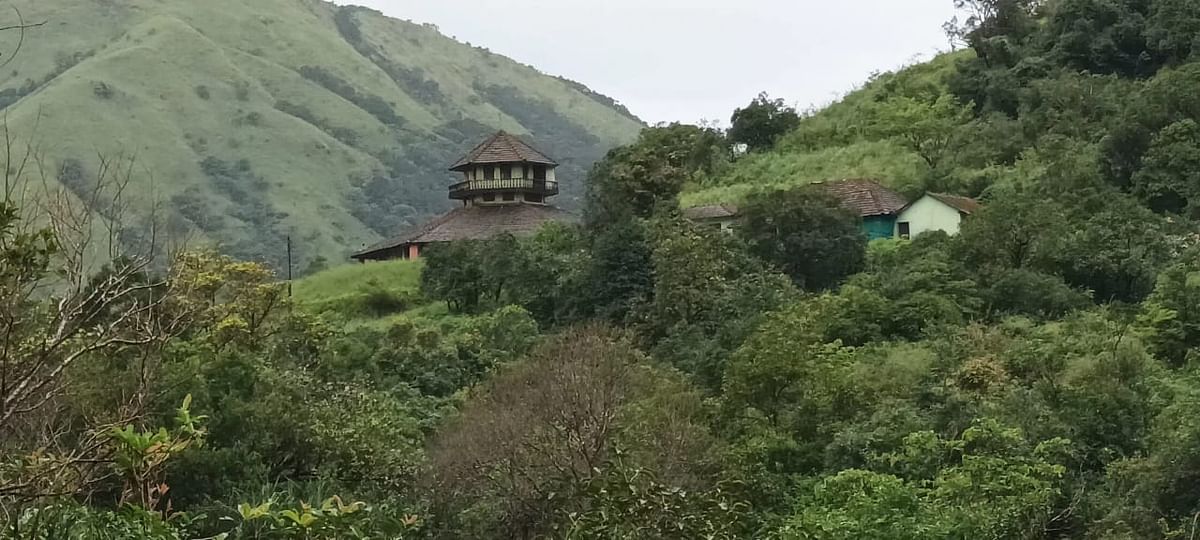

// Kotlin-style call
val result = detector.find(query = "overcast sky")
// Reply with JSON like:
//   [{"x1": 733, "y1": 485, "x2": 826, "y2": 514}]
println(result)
[{"x1": 334, "y1": 0, "x2": 960, "y2": 125}]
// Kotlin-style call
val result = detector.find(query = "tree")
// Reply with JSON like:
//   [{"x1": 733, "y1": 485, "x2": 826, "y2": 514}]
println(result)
[
  {"x1": 420, "y1": 240, "x2": 487, "y2": 313},
  {"x1": 584, "y1": 124, "x2": 728, "y2": 225},
  {"x1": 1052, "y1": 199, "x2": 1176, "y2": 303},
  {"x1": 728, "y1": 92, "x2": 801, "y2": 153},
  {"x1": 1139, "y1": 249, "x2": 1200, "y2": 366},
  {"x1": 644, "y1": 217, "x2": 796, "y2": 389},
  {"x1": 581, "y1": 218, "x2": 655, "y2": 323},
  {"x1": 1147, "y1": 0, "x2": 1200, "y2": 64},
  {"x1": 722, "y1": 300, "x2": 854, "y2": 434},
  {"x1": 429, "y1": 326, "x2": 719, "y2": 539},
  {"x1": 1043, "y1": 0, "x2": 1160, "y2": 78},
  {"x1": 945, "y1": 0, "x2": 1041, "y2": 66},
  {"x1": 738, "y1": 187, "x2": 866, "y2": 291},
  {"x1": 778, "y1": 421, "x2": 1067, "y2": 539},
  {"x1": 873, "y1": 94, "x2": 972, "y2": 171},
  {"x1": 1131, "y1": 119, "x2": 1200, "y2": 215},
  {"x1": 953, "y1": 190, "x2": 1067, "y2": 271},
  {"x1": 0, "y1": 153, "x2": 228, "y2": 501},
  {"x1": 499, "y1": 224, "x2": 591, "y2": 326},
  {"x1": 829, "y1": 239, "x2": 984, "y2": 343}
]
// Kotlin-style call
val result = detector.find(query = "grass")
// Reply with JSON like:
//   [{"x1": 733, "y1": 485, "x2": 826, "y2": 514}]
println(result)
[
  {"x1": 293, "y1": 259, "x2": 426, "y2": 321},
  {"x1": 679, "y1": 51, "x2": 969, "y2": 208},
  {"x1": 292, "y1": 259, "x2": 485, "y2": 331},
  {"x1": 0, "y1": 0, "x2": 642, "y2": 268},
  {"x1": 682, "y1": 140, "x2": 927, "y2": 207}
]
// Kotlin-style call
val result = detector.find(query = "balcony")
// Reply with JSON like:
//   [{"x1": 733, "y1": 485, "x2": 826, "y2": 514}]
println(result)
[{"x1": 449, "y1": 177, "x2": 559, "y2": 200}]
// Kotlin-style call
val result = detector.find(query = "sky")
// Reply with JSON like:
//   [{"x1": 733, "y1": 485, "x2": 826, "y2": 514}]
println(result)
[{"x1": 333, "y1": 0, "x2": 961, "y2": 125}]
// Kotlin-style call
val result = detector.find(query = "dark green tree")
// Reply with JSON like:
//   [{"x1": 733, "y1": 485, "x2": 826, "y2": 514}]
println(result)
[
  {"x1": 1131, "y1": 119, "x2": 1200, "y2": 215},
  {"x1": 585, "y1": 124, "x2": 728, "y2": 225},
  {"x1": 420, "y1": 241, "x2": 487, "y2": 313},
  {"x1": 728, "y1": 92, "x2": 801, "y2": 153},
  {"x1": 1139, "y1": 249, "x2": 1200, "y2": 366},
  {"x1": 738, "y1": 188, "x2": 866, "y2": 291},
  {"x1": 1146, "y1": 0, "x2": 1200, "y2": 63},
  {"x1": 953, "y1": 191, "x2": 1067, "y2": 270},
  {"x1": 582, "y1": 219, "x2": 655, "y2": 323}
]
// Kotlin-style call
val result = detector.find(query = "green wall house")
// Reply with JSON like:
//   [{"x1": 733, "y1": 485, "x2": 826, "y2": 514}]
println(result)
[
  {"x1": 815, "y1": 179, "x2": 910, "y2": 241},
  {"x1": 863, "y1": 215, "x2": 899, "y2": 240},
  {"x1": 679, "y1": 180, "x2": 912, "y2": 241}
]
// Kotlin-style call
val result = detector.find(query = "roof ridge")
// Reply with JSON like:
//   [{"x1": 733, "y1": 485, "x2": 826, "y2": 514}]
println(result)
[{"x1": 449, "y1": 131, "x2": 558, "y2": 171}]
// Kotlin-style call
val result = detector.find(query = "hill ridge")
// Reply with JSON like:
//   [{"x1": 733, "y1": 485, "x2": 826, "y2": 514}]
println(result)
[{"x1": 0, "y1": 0, "x2": 642, "y2": 268}]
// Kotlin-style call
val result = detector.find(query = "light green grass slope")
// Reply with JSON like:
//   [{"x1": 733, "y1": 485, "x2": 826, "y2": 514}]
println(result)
[
  {"x1": 682, "y1": 52, "x2": 966, "y2": 207},
  {"x1": 293, "y1": 258, "x2": 424, "y2": 317},
  {"x1": 0, "y1": 0, "x2": 643, "y2": 268}
]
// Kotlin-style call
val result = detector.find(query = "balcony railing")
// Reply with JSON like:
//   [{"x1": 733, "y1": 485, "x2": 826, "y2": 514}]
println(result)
[{"x1": 449, "y1": 177, "x2": 559, "y2": 200}]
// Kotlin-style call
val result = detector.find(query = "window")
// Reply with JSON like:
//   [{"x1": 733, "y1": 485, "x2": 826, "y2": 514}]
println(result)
[
  {"x1": 483, "y1": 194, "x2": 495, "y2": 202},
  {"x1": 898, "y1": 222, "x2": 911, "y2": 239},
  {"x1": 484, "y1": 165, "x2": 495, "y2": 179},
  {"x1": 533, "y1": 165, "x2": 546, "y2": 181}
]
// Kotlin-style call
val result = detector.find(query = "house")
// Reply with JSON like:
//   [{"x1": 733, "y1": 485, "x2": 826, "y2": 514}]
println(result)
[
  {"x1": 895, "y1": 193, "x2": 982, "y2": 238},
  {"x1": 350, "y1": 131, "x2": 577, "y2": 262},
  {"x1": 815, "y1": 179, "x2": 910, "y2": 240},
  {"x1": 682, "y1": 203, "x2": 739, "y2": 232},
  {"x1": 677, "y1": 180, "x2": 908, "y2": 239}
]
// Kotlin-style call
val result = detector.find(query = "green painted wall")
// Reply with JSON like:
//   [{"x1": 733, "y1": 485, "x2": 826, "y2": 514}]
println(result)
[{"x1": 863, "y1": 216, "x2": 897, "y2": 240}]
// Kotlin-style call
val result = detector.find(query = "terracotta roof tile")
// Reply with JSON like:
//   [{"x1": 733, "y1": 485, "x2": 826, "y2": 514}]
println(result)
[
  {"x1": 449, "y1": 131, "x2": 558, "y2": 171},
  {"x1": 928, "y1": 193, "x2": 982, "y2": 214},
  {"x1": 352, "y1": 204, "x2": 576, "y2": 259},
  {"x1": 815, "y1": 179, "x2": 909, "y2": 217},
  {"x1": 682, "y1": 203, "x2": 740, "y2": 220}
]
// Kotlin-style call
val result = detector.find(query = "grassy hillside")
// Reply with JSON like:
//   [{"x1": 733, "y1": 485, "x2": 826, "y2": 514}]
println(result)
[
  {"x1": 681, "y1": 52, "x2": 965, "y2": 207},
  {"x1": 292, "y1": 258, "x2": 432, "y2": 323},
  {"x1": 0, "y1": 0, "x2": 642, "y2": 268}
]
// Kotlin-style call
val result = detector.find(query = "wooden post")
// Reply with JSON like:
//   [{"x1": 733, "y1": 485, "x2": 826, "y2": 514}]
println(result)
[{"x1": 286, "y1": 235, "x2": 293, "y2": 298}]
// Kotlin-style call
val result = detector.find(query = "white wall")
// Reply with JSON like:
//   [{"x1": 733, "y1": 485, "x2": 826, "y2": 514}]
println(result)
[{"x1": 896, "y1": 196, "x2": 964, "y2": 237}]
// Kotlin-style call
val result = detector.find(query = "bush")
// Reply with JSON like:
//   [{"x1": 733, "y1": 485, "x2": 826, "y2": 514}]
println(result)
[
  {"x1": 92, "y1": 81, "x2": 114, "y2": 99},
  {"x1": 359, "y1": 279, "x2": 412, "y2": 316},
  {"x1": 982, "y1": 267, "x2": 1091, "y2": 319}
]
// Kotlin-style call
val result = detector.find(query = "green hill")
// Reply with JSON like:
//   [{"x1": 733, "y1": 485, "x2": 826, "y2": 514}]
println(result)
[
  {"x1": 292, "y1": 258, "x2": 446, "y2": 326},
  {"x1": 682, "y1": 52, "x2": 964, "y2": 207},
  {"x1": 0, "y1": 0, "x2": 642, "y2": 268}
]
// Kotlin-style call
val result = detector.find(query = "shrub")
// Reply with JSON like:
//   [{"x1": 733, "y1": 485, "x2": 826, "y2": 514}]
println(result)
[
  {"x1": 359, "y1": 280, "x2": 412, "y2": 316},
  {"x1": 92, "y1": 81, "x2": 114, "y2": 99}
]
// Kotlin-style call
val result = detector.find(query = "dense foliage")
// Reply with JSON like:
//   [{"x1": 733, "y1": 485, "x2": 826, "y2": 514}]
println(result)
[{"x1": 10, "y1": 0, "x2": 1200, "y2": 538}]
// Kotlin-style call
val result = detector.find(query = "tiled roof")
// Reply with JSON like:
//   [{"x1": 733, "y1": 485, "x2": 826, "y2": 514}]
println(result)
[
  {"x1": 351, "y1": 204, "x2": 577, "y2": 259},
  {"x1": 928, "y1": 193, "x2": 982, "y2": 215},
  {"x1": 682, "y1": 203, "x2": 740, "y2": 220},
  {"x1": 815, "y1": 179, "x2": 909, "y2": 217},
  {"x1": 449, "y1": 131, "x2": 558, "y2": 171}
]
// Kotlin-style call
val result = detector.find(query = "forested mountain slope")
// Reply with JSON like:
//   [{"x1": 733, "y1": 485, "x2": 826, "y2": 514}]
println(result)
[
  {"x1": 0, "y1": 0, "x2": 641, "y2": 267},
  {"x1": 16, "y1": 1, "x2": 1200, "y2": 538},
  {"x1": 685, "y1": 0, "x2": 1200, "y2": 213}
]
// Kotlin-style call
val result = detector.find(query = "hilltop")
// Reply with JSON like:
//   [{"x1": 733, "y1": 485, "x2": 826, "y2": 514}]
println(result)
[
  {"x1": 681, "y1": 52, "x2": 964, "y2": 207},
  {"x1": 0, "y1": 0, "x2": 642, "y2": 268}
]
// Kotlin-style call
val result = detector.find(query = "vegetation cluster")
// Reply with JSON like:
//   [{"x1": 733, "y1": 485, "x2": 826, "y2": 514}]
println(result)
[{"x1": 8, "y1": 0, "x2": 1200, "y2": 538}]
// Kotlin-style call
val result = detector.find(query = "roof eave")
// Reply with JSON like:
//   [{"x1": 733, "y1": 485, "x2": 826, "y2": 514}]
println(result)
[{"x1": 449, "y1": 157, "x2": 558, "y2": 171}]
